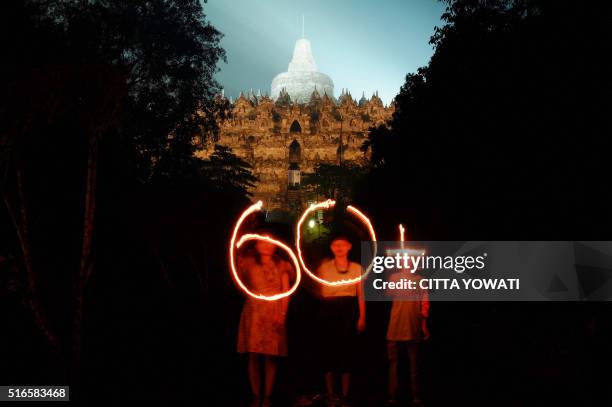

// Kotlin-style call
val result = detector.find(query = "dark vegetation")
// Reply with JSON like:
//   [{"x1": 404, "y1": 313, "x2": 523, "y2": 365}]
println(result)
[{"x1": 356, "y1": 1, "x2": 612, "y2": 406}]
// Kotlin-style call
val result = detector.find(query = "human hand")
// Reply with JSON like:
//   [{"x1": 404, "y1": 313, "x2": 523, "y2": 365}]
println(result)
[{"x1": 422, "y1": 319, "x2": 430, "y2": 341}]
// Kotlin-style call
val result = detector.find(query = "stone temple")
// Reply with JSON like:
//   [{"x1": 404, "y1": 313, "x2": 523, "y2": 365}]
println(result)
[{"x1": 196, "y1": 35, "x2": 393, "y2": 212}]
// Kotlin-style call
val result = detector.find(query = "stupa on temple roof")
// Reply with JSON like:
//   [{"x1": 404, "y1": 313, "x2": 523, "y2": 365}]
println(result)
[{"x1": 271, "y1": 18, "x2": 334, "y2": 104}]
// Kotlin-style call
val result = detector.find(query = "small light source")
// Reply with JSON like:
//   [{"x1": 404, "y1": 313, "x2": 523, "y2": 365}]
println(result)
[{"x1": 308, "y1": 219, "x2": 316, "y2": 229}]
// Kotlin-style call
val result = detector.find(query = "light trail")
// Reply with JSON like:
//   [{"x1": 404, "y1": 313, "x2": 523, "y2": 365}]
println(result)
[
  {"x1": 229, "y1": 201, "x2": 301, "y2": 301},
  {"x1": 296, "y1": 200, "x2": 377, "y2": 286}
]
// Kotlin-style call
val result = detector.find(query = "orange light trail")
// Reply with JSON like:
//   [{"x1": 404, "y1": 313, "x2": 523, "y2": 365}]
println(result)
[
  {"x1": 296, "y1": 200, "x2": 377, "y2": 286},
  {"x1": 229, "y1": 201, "x2": 302, "y2": 301},
  {"x1": 386, "y1": 223, "x2": 425, "y2": 259},
  {"x1": 346, "y1": 204, "x2": 378, "y2": 277}
]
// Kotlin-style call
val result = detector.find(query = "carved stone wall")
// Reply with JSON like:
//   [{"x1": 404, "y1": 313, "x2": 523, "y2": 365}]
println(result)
[{"x1": 195, "y1": 90, "x2": 393, "y2": 210}]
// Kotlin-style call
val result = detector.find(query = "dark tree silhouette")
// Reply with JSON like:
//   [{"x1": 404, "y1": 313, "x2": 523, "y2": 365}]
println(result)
[
  {"x1": 356, "y1": 4, "x2": 612, "y2": 406},
  {"x1": 360, "y1": 0, "x2": 612, "y2": 240},
  {"x1": 303, "y1": 163, "x2": 367, "y2": 205},
  {"x1": 200, "y1": 144, "x2": 258, "y2": 197},
  {"x1": 0, "y1": 0, "x2": 229, "y2": 395}
]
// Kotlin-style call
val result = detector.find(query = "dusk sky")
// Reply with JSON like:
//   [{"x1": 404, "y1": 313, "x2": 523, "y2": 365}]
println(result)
[{"x1": 205, "y1": 0, "x2": 446, "y2": 105}]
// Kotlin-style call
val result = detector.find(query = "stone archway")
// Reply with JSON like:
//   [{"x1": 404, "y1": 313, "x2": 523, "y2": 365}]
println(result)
[
  {"x1": 289, "y1": 139, "x2": 301, "y2": 163},
  {"x1": 290, "y1": 120, "x2": 302, "y2": 133}
]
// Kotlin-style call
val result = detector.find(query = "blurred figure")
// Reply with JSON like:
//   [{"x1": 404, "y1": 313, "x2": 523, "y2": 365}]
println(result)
[
  {"x1": 237, "y1": 238, "x2": 292, "y2": 407},
  {"x1": 385, "y1": 267, "x2": 430, "y2": 407},
  {"x1": 316, "y1": 235, "x2": 366, "y2": 407}
]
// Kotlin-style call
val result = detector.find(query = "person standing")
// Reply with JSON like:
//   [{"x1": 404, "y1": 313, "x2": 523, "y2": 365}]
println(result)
[
  {"x1": 385, "y1": 268, "x2": 430, "y2": 407},
  {"x1": 237, "y1": 239, "x2": 292, "y2": 407},
  {"x1": 316, "y1": 235, "x2": 366, "y2": 407}
]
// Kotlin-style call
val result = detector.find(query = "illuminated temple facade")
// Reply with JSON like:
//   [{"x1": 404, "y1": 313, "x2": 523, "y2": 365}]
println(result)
[{"x1": 196, "y1": 36, "x2": 393, "y2": 211}]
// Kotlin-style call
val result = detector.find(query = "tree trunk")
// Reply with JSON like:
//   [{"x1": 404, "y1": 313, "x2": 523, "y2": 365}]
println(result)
[
  {"x1": 2, "y1": 167, "x2": 59, "y2": 351},
  {"x1": 71, "y1": 136, "x2": 98, "y2": 392},
  {"x1": 153, "y1": 245, "x2": 174, "y2": 289}
]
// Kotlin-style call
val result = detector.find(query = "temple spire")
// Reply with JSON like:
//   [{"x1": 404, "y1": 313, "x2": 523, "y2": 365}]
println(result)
[{"x1": 287, "y1": 37, "x2": 317, "y2": 72}]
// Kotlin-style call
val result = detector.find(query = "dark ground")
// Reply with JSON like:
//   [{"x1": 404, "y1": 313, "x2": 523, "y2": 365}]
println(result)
[{"x1": 3, "y1": 265, "x2": 611, "y2": 406}]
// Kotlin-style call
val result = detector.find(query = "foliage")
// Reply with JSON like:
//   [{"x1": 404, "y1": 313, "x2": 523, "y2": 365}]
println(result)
[
  {"x1": 302, "y1": 163, "x2": 367, "y2": 205},
  {"x1": 3, "y1": 0, "x2": 226, "y2": 182},
  {"x1": 359, "y1": 0, "x2": 612, "y2": 238},
  {"x1": 0, "y1": 0, "x2": 231, "y2": 380},
  {"x1": 200, "y1": 145, "x2": 258, "y2": 196}
]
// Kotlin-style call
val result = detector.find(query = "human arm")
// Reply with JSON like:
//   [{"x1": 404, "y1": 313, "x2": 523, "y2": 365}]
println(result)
[
  {"x1": 273, "y1": 263, "x2": 291, "y2": 329},
  {"x1": 357, "y1": 277, "x2": 366, "y2": 333},
  {"x1": 420, "y1": 286, "x2": 430, "y2": 340},
  {"x1": 280, "y1": 266, "x2": 290, "y2": 318}
]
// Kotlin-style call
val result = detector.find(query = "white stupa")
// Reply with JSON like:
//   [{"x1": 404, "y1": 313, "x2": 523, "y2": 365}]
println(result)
[{"x1": 271, "y1": 19, "x2": 334, "y2": 103}]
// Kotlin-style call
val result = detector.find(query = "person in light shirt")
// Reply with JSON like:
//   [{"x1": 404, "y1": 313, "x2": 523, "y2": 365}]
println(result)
[
  {"x1": 315, "y1": 235, "x2": 366, "y2": 407},
  {"x1": 385, "y1": 261, "x2": 430, "y2": 407}
]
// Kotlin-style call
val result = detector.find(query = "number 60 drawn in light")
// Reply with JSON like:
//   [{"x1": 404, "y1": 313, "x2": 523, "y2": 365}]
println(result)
[{"x1": 229, "y1": 200, "x2": 378, "y2": 301}]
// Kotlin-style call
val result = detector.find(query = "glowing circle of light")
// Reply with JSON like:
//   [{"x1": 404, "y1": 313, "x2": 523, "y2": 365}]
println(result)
[
  {"x1": 229, "y1": 201, "x2": 302, "y2": 301},
  {"x1": 296, "y1": 200, "x2": 378, "y2": 286}
]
